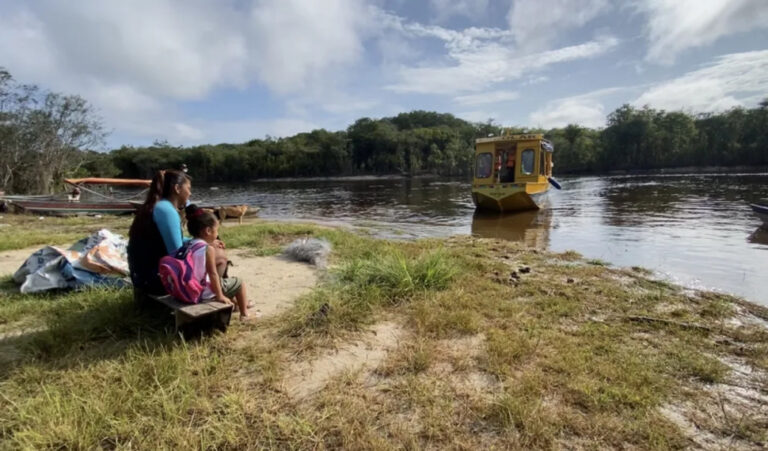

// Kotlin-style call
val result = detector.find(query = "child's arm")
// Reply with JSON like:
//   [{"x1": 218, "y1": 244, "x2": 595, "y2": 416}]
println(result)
[{"x1": 205, "y1": 245, "x2": 231, "y2": 304}]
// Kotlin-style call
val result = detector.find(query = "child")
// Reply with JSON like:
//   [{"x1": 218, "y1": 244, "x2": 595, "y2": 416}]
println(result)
[{"x1": 185, "y1": 204, "x2": 255, "y2": 320}]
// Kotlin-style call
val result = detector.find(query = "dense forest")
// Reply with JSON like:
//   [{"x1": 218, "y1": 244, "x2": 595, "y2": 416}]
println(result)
[
  {"x1": 105, "y1": 102, "x2": 768, "y2": 183},
  {"x1": 2, "y1": 68, "x2": 767, "y2": 193}
]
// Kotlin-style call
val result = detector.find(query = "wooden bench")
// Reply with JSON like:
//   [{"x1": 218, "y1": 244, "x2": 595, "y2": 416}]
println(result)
[{"x1": 134, "y1": 289, "x2": 233, "y2": 333}]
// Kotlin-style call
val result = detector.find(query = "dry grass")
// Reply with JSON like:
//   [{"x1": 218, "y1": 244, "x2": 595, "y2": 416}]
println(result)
[{"x1": 0, "y1": 218, "x2": 767, "y2": 449}]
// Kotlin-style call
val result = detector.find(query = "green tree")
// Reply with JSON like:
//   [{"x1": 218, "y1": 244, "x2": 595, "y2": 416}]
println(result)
[{"x1": 0, "y1": 68, "x2": 105, "y2": 193}]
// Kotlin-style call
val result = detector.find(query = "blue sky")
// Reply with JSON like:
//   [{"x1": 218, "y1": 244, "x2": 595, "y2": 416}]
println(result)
[{"x1": 1, "y1": 0, "x2": 767, "y2": 149}]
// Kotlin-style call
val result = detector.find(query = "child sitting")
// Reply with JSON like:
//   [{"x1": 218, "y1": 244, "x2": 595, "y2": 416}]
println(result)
[{"x1": 185, "y1": 204, "x2": 255, "y2": 320}]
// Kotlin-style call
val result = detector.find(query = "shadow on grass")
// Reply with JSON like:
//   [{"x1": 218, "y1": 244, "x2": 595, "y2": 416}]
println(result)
[{"x1": 0, "y1": 286, "x2": 214, "y2": 380}]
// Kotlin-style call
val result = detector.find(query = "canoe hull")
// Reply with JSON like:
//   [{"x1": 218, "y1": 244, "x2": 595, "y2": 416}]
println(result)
[
  {"x1": 11, "y1": 200, "x2": 138, "y2": 215},
  {"x1": 751, "y1": 203, "x2": 768, "y2": 228}
]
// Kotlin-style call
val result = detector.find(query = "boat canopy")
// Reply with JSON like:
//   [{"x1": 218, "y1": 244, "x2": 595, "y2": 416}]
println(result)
[{"x1": 64, "y1": 178, "x2": 151, "y2": 187}]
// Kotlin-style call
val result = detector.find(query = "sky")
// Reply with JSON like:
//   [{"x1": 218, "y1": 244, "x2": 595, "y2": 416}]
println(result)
[{"x1": 1, "y1": 0, "x2": 767, "y2": 149}]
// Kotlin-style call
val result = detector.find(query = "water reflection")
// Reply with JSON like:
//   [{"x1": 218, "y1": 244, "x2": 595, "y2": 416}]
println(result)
[{"x1": 471, "y1": 210, "x2": 551, "y2": 249}]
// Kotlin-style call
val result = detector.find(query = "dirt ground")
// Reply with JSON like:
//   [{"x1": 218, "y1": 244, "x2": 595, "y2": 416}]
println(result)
[
  {"x1": 0, "y1": 246, "x2": 318, "y2": 318},
  {"x1": 0, "y1": 247, "x2": 32, "y2": 277},
  {"x1": 227, "y1": 249, "x2": 318, "y2": 317}
]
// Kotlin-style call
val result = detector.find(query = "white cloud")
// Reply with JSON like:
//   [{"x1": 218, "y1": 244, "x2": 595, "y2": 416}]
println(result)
[
  {"x1": 638, "y1": 0, "x2": 768, "y2": 64},
  {"x1": 386, "y1": 33, "x2": 618, "y2": 94},
  {"x1": 0, "y1": 0, "x2": 373, "y2": 100},
  {"x1": 456, "y1": 110, "x2": 501, "y2": 123},
  {"x1": 0, "y1": 0, "x2": 374, "y2": 146},
  {"x1": 508, "y1": 0, "x2": 611, "y2": 52},
  {"x1": 530, "y1": 98, "x2": 606, "y2": 129},
  {"x1": 115, "y1": 117, "x2": 321, "y2": 146},
  {"x1": 529, "y1": 87, "x2": 626, "y2": 128},
  {"x1": 14, "y1": 0, "x2": 248, "y2": 99},
  {"x1": 429, "y1": 0, "x2": 490, "y2": 23},
  {"x1": 247, "y1": 0, "x2": 370, "y2": 94},
  {"x1": 635, "y1": 50, "x2": 768, "y2": 112},
  {"x1": 198, "y1": 118, "x2": 320, "y2": 144},
  {"x1": 454, "y1": 90, "x2": 519, "y2": 106}
]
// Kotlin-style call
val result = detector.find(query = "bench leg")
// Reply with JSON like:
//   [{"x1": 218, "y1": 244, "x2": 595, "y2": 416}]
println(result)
[
  {"x1": 174, "y1": 306, "x2": 233, "y2": 334},
  {"x1": 214, "y1": 307, "x2": 233, "y2": 332},
  {"x1": 175, "y1": 310, "x2": 192, "y2": 333}
]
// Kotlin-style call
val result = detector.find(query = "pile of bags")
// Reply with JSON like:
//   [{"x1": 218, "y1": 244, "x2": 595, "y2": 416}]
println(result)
[{"x1": 13, "y1": 229, "x2": 130, "y2": 294}]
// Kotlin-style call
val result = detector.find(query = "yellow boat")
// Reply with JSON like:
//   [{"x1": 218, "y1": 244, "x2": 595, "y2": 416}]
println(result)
[{"x1": 471, "y1": 132, "x2": 556, "y2": 212}]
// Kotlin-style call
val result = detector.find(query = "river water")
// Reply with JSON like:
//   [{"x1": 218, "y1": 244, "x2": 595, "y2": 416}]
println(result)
[{"x1": 198, "y1": 174, "x2": 768, "y2": 306}]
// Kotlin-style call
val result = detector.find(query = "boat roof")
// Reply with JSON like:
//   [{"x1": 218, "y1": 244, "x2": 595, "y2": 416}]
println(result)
[
  {"x1": 475, "y1": 133, "x2": 545, "y2": 144},
  {"x1": 64, "y1": 178, "x2": 151, "y2": 187},
  {"x1": 475, "y1": 134, "x2": 554, "y2": 152}
]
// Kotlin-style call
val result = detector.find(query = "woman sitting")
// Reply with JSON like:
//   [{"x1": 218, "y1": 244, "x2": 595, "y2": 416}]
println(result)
[{"x1": 127, "y1": 169, "x2": 192, "y2": 295}]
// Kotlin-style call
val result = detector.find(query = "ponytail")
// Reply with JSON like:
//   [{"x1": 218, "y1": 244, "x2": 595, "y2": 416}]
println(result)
[
  {"x1": 138, "y1": 170, "x2": 166, "y2": 215},
  {"x1": 137, "y1": 169, "x2": 190, "y2": 215}
]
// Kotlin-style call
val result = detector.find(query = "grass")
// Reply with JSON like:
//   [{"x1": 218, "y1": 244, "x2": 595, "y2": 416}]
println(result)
[
  {"x1": 0, "y1": 216, "x2": 767, "y2": 448},
  {"x1": 0, "y1": 214, "x2": 131, "y2": 251}
]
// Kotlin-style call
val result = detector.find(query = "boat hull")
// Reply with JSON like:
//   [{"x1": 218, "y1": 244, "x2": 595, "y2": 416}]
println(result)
[
  {"x1": 11, "y1": 200, "x2": 138, "y2": 215},
  {"x1": 472, "y1": 185, "x2": 549, "y2": 213},
  {"x1": 751, "y1": 203, "x2": 768, "y2": 228}
]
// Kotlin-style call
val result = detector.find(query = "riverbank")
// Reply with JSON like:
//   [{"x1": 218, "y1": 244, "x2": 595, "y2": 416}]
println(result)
[
  {"x1": 0, "y1": 216, "x2": 766, "y2": 449},
  {"x1": 559, "y1": 165, "x2": 768, "y2": 177}
]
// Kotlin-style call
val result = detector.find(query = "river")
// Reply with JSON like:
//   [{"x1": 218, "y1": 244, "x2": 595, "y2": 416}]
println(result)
[{"x1": 198, "y1": 173, "x2": 768, "y2": 306}]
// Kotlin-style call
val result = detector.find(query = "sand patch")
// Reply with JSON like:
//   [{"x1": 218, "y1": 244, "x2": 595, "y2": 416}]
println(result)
[
  {"x1": 0, "y1": 247, "x2": 40, "y2": 277},
  {"x1": 659, "y1": 357, "x2": 768, "y2": 449},
  {"x1": 283, "y1": 321, "x2": 406, "y2": 399},
  {"x1": 229, "y1": 250, "x2": 317, "y2": 318}
]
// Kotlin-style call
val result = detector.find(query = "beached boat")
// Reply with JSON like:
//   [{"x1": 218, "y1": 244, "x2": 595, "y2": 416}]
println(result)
[
  {"x1": 751, "y1": 203, "x2": 768, "y2": 228},
  {"x1": 471, "y1": 132, "x2": 558, "y2": 212},
  {"x1": 5, "y1": 178, "x2": 150, "y2": 215},
  {"x1": 4, "y1": 177, "x2": 262, "y2": 217}
]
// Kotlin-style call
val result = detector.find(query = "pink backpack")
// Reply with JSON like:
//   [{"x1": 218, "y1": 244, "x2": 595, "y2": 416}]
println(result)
[{"x1": 158, "y1": 241, "x2": 208, "y2": 304}]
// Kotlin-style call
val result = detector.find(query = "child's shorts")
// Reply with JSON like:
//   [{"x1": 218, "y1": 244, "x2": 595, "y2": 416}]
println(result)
[{"x1": 221, "y1": 277, "x2": 242, "y2": 298}]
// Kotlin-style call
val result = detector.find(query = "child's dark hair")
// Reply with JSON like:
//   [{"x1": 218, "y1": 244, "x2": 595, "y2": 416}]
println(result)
[{"x1": 185, "y1": 204, "x2": 217, "y2": 237}]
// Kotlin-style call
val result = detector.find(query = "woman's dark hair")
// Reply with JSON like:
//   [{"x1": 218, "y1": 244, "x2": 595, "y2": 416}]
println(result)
[
  {"x1": 138, "y1": 169, "x2": 190, "y2": 215},
  {"x1": 185, "y1": 204, "x2": 217, "y2": 237}
]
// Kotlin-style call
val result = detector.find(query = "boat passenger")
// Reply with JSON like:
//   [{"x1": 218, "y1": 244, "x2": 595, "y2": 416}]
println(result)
[
  {"x1": 501, "y1": 151, "x2": 516, "y2": 183},
  {"x1": 68, "y1": 187, "x2": 81, "y2": 202}
]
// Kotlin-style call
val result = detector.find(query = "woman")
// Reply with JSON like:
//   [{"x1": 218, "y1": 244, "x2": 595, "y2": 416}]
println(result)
[{"x1": 127, "y1": 169, "x2": 192, "y2": 295}]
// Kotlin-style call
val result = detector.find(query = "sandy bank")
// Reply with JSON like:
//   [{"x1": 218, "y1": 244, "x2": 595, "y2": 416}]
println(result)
[{"x1": 0, "y1": 246, "x2": 318, "y2": 318}]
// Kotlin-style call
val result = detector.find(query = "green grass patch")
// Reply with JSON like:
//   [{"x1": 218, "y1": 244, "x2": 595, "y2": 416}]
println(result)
[
  {"x1": 0, "y1": 215, "x2": 131, "y2": 252},
  {"x1": 279, "y1": 247, "x2": 459, "y2": 342},
  {"x1": 336, "y1": 248, "x2": 457, "y2": 303}
]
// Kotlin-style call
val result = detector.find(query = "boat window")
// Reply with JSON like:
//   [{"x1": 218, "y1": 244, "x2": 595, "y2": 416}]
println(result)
[
  {"x1": 475, "y1": 153, "x2": 493, "y2": 178},
  {"x1": 540, "y1": 150, "x2": 546, "y2": 175},
  {"x1": 521, "y1": 149, "x2": 535, "y2": 175}
]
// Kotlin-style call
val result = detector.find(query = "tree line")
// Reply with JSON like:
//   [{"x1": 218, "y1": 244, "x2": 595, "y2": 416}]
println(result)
[
  {"x1": 2, "y1": 68, "x2": 767, "y2": 193},
  {"x1": 105, "y1": 102, "x2": 768, "y2": 184},
  {"x1": 549, "y1": 102, "x2": 768, "y2": 173}
]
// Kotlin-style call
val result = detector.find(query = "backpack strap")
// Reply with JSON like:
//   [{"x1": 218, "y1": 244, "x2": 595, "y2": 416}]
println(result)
[{"x1": 174, "y1": 240, "x2": 207, "y2": 259}]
